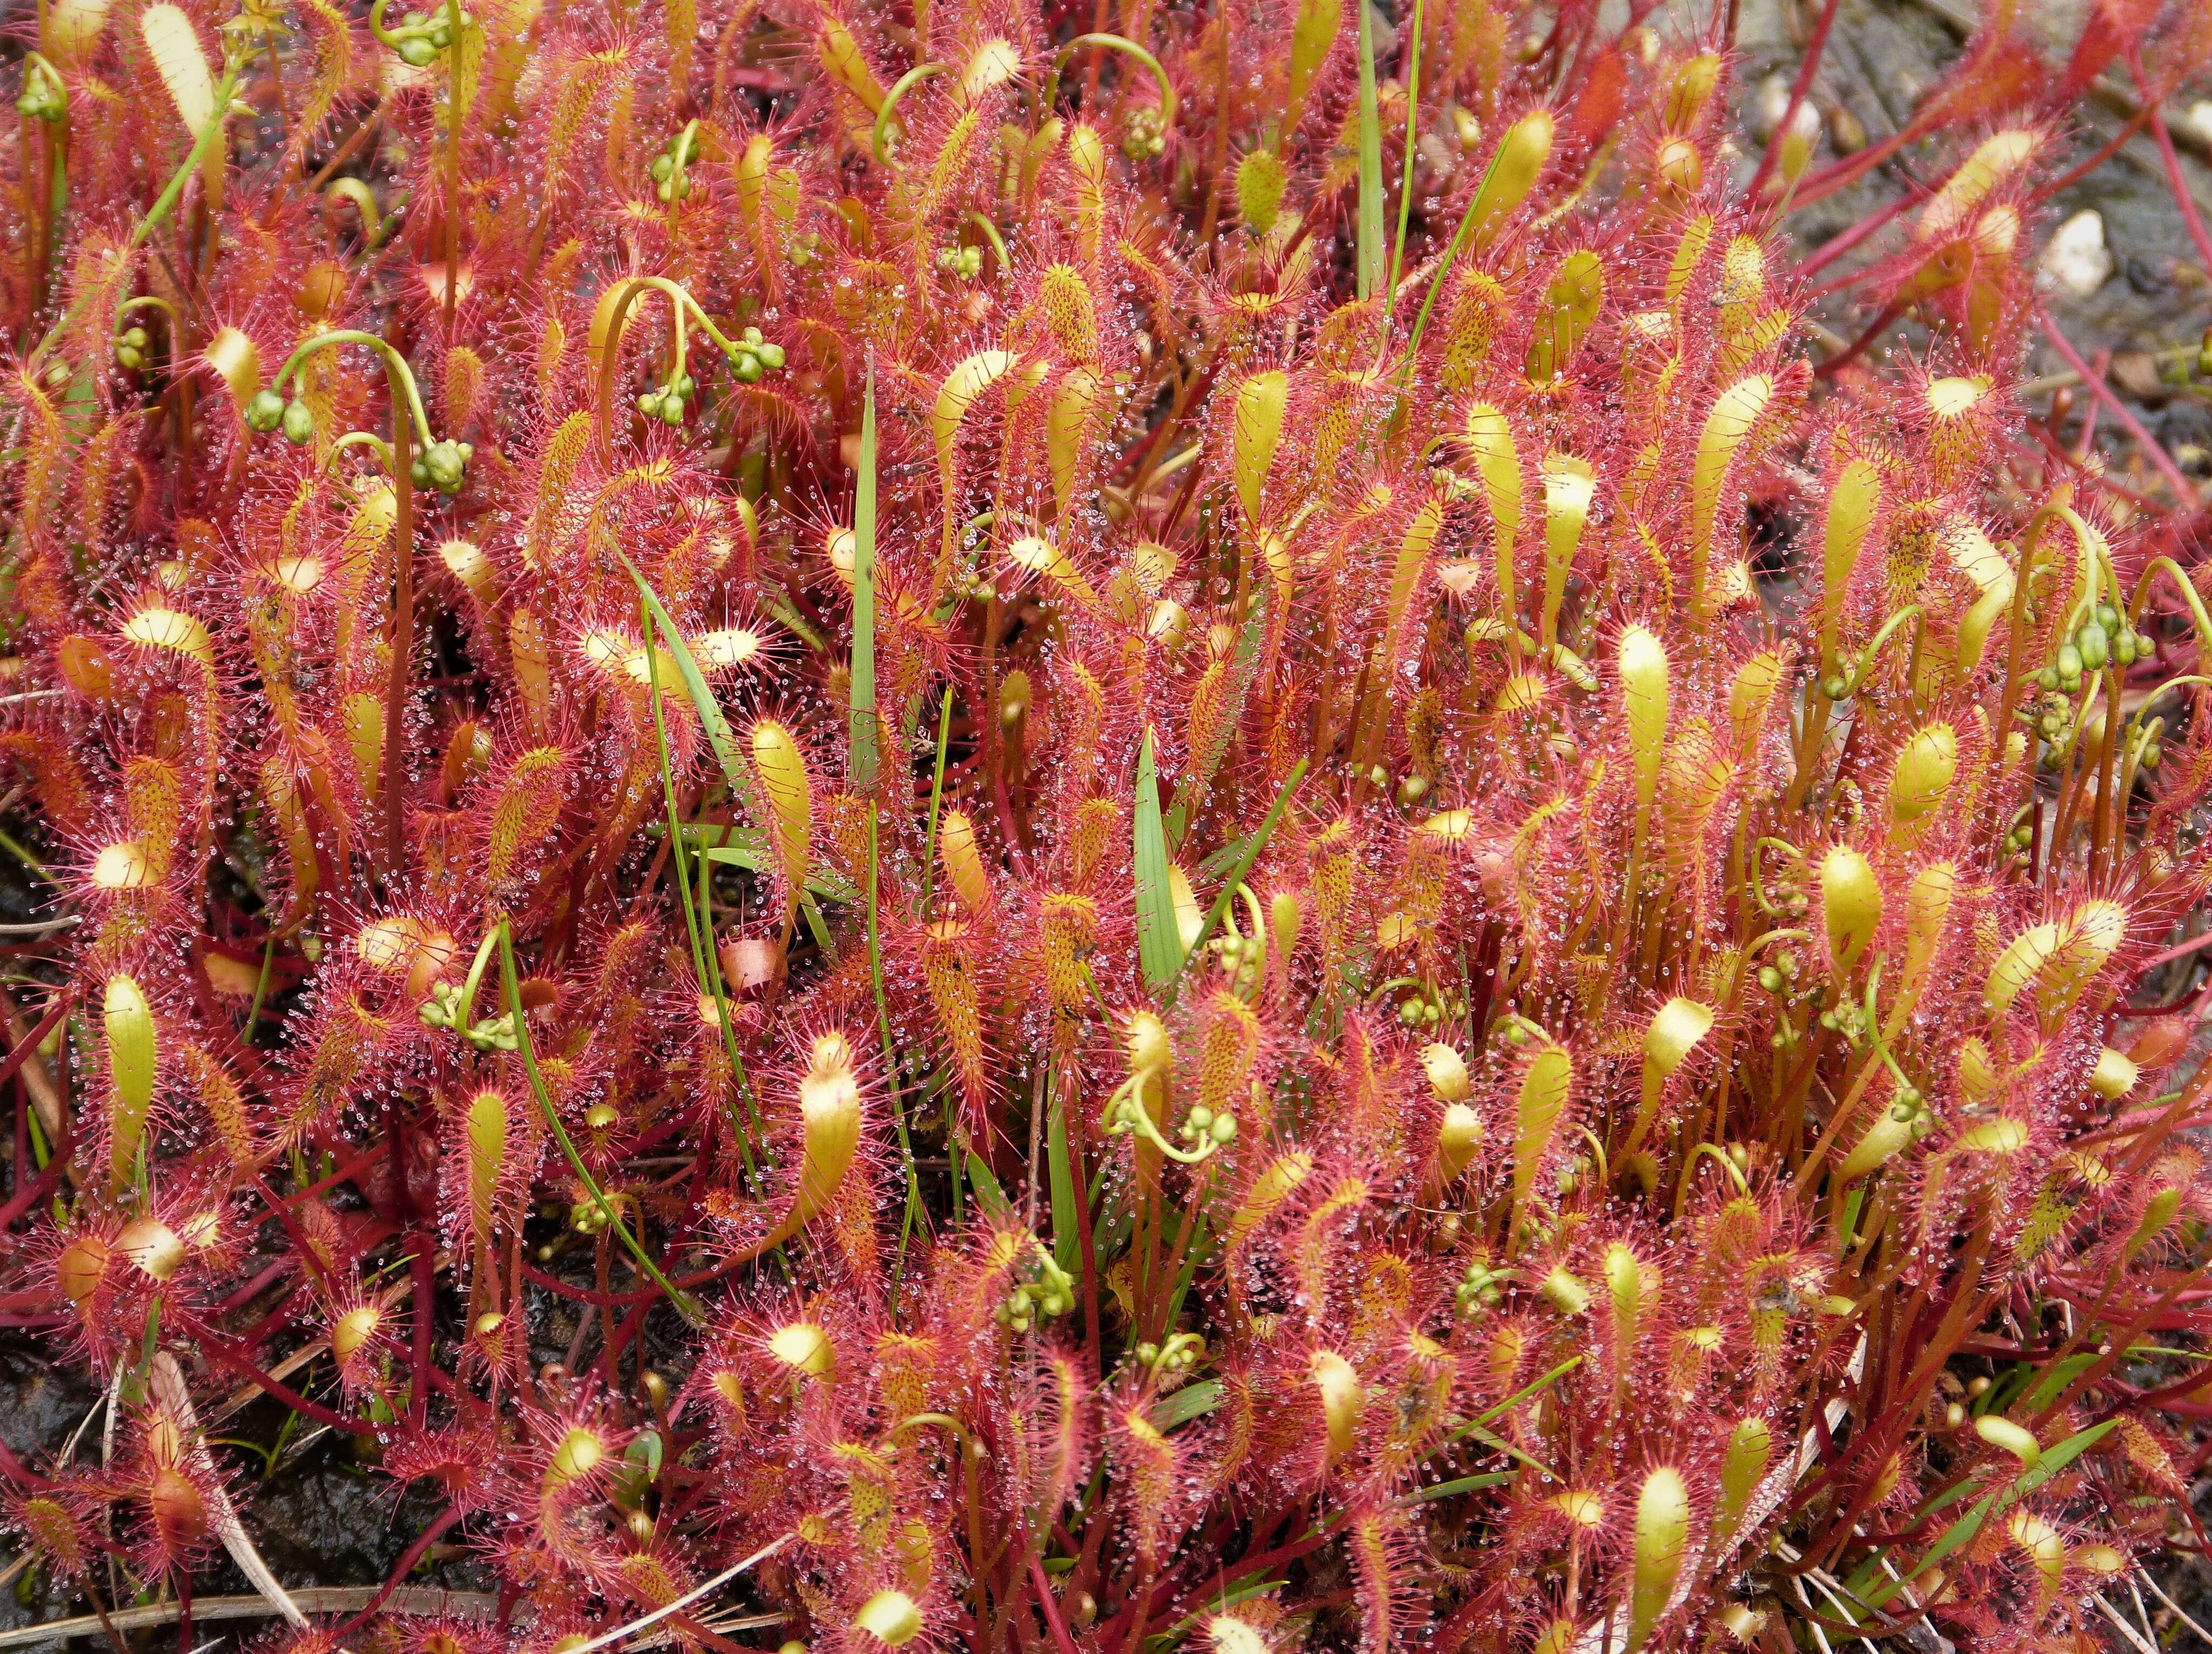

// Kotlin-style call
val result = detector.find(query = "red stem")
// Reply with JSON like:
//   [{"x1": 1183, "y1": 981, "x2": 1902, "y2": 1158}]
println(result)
[
  {"x1": 333, "y1": 1505, "x2": 463, "y2": 1637},
  {"x1": 2034, "y1": 303, "x2": 2197, "y2": 505},
  {"x1": 174, "y1": 1315, "x2": 377, "y2": 1435},
  {"x1": 2132, "y1": 54, "x2": 2212, "y2": 282},
  {"x1": 1030, "y1": 1555, "x2": 1082, "y2": 1654},
  {"x1": 1745, "y1": 0, "x2": 1842, "y2": 204}
]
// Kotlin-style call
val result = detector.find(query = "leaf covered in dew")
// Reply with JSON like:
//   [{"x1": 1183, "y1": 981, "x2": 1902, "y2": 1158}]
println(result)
[{"x1": 11, "y1": 0, "x2": 2212, "y2": 1643}]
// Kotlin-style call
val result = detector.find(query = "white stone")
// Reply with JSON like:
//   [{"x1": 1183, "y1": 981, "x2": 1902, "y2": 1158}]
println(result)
[
  {"x1": 1755, "y1": 73, "x2": 1823, "y2": 148},
  {"x1": 1755, "y1": 73, "x2": 1792, "y2": 141},
  {"x1": 2038, "y1": 209, "x2": 2113, "y2": 298},
  {"x1": 2183, "y1": 100, "x2": 2212, "y2": 152}
]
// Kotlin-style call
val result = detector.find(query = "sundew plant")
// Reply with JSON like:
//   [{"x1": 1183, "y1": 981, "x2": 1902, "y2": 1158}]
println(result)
[{"x1": 5, "y1": 0, "x2": 2212, "y2": 1647}]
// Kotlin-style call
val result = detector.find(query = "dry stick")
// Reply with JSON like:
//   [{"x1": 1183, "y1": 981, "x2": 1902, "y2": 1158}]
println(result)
[{"x1": 0, "y1": 1590, "x2": 505, "y2": 1649}]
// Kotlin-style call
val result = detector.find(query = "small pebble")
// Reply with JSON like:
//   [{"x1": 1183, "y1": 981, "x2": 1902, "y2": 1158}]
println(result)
[
  {"x1": 2038, "y1": 209, "x2": 2113, "y2": 298},
  {"x1": 2183, "y1": 100, "x2": 2212, "y2": 152}
]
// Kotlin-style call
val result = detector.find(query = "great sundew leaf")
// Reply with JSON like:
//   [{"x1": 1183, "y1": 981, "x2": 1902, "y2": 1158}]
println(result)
[
  {"x1": 1525, "y1": 250, "x2": 1605, "y2": 384},
  {"x1": 850, "y1": 363, "x2": 880, "y2": 791},
  {"x1": 1134, "y1": 728, "x2": 1182, "y2": 996}
]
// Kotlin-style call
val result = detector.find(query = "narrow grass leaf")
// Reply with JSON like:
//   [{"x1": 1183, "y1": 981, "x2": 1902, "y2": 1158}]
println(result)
[
  {"x1": 849, "y1": 364, "x2": 880, "y2": 790},
  {"x1": 1134, "y1": 728, "x2": 1181, "y2": 995},
  {"x1": 500, "y1": 920, "x2": 703, "y2": 1324},
  {"x1": 1354, "y1": 0, "x2": 1387, "y2": 302}
]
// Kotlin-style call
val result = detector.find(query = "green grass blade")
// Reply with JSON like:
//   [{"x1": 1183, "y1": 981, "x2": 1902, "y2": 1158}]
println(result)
[
  {"x1": 1147, "y1": 1378, "x2": 1222, "y2": 1431},
  {"x1": 966, "y1": 1149, "x2": 1013, "y2": 1226},
  {"x1": 921, "y1": 684, "x2": 954, "y2": 912},
  {"x1": 850, "y1": 364, "x2": 880, "y2": 792},
  {"x1": 623, "y1": 554, "x2": 772, "y2": 834},
  {"x1": 1386, "y1": 0, "x2": 1425, "y2": 306},
  {"x1": 1413, "y1": 1472, "x2": 1515, "y2": 1502},
  {"x1": 499, "y1": 919, "x2": 704, "y2": 1324},
  {"x1": 1455, "y1": 1355, "x2": 1583, "y2": 1438},
  {"x1": 1859, "y1": 1419, "x2": 2118, "y2": 1607},
  {"x1": 866, "y1": 805, "x2": 924, "y2": 1306},
  {"x1": 1354, "y1": 0, "x2": 1387, "y2": 303},
  {"x1": 1134, "y1": 728, "x2": 1182, "y2": 995},
  {"x1": 643, "y1": 600, "x2": 762, "y2": 1171},
  {"x1": 1048, "y1": 1076, "x2": 1079, "y2": 1276},
  {"x1": 696, "y1": 831, "x2": 860, "y2": 906},
  {"x1": 1175, "y1": 759, "x2": 1307, "y2": 993},
  {"x1": 1163, "y1": 1214, "x2": 1207, "y2": 1330}
]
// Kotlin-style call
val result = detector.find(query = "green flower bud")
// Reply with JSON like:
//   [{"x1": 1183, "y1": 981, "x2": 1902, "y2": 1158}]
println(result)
[
  {"x1": 410, "y1": 456, "x2": 432, "y2": 489},
  {"x1": 245, "y1": 389, "x2": 286, "y2": 432},
  {"x1": 732, "y1": 352, "x2": 763, "y2": 383},
  {"x1": 2076, "y1": 621, "x2": 2109, "y2": 671},
  {"x1": 754, "y1": 342, "x2": 784, "y2": 369},
  {"x1": 280, "y1": 399, "x2": 315, "y2": 443},
  {"x1": 398, "y1": 36, "x2": 436, "y2": 65},
  {"x1": 423, "y1": 440, "x2": 467, "y2": 491}
]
